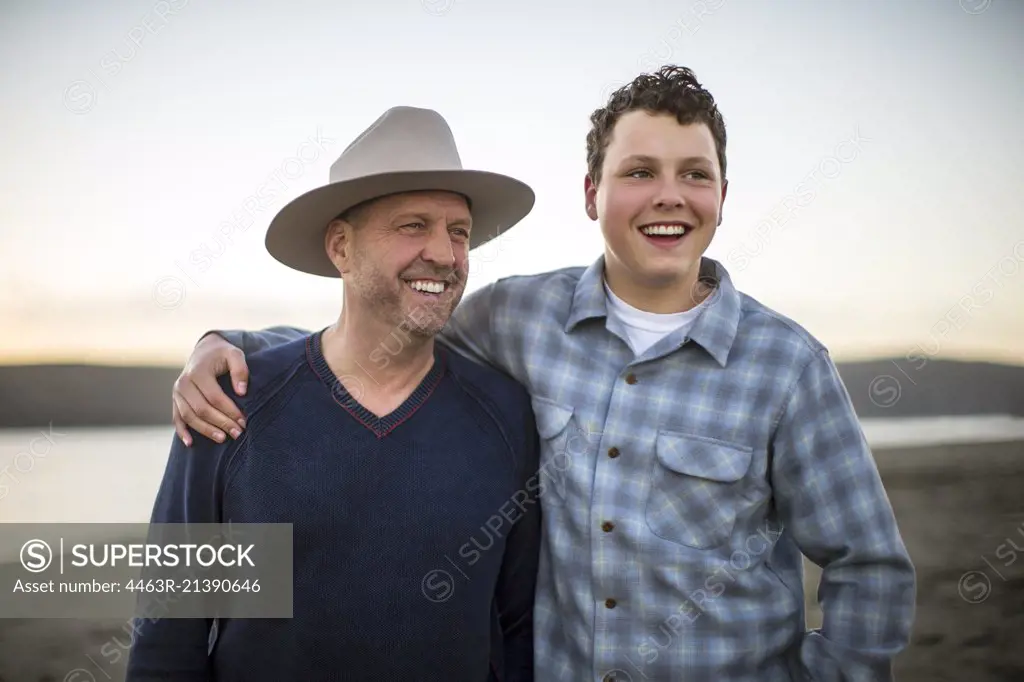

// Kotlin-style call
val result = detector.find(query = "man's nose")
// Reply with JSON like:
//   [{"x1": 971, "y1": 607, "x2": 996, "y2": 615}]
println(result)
[{"x1": 421, "y1": 225, "x2": 456, "y2": 268}]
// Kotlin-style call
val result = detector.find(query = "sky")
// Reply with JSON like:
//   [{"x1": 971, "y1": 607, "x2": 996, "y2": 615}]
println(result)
[{"x1": 1, "y1": 0, "x2": 1022, "y2": 366}]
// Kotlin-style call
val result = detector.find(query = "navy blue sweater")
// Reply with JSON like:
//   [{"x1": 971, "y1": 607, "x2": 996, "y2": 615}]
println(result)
[{"x1": 126, "y1": 330, "x2": 540, "y2": 682}]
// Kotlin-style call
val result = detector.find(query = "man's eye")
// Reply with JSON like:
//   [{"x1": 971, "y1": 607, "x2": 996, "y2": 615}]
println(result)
[
  {"x1": 628, "y1": 169, "x2": 653, "y2": 178},
  {"x1": 403, "y1": 222, "x2": 427, "y2": 229},
  {"x1": 451, "y1": 228, "x2": 470, "y2": 238}
]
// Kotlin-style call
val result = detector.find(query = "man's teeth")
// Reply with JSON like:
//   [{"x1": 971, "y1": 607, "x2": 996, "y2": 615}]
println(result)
[
  {"x1": 641, "y1": 224, "x2": 688, "y2": 236},
  {"x1": 408, "y1": 280, "x2": 446, "y2": 294}
]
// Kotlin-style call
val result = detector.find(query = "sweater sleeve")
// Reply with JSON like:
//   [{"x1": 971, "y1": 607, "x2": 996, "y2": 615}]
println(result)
[
  {"x1": 493, "y1": 403, "x2": 542, "y2": 682},
  {"x1": 205, "y1": 326, "x2": 310, "y2": 354},
  {"x1": 125, "y1": 431, "x2": 231, "y2": 680}
]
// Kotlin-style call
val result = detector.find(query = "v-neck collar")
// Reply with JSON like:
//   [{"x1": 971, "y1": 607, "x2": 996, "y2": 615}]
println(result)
[{"x1": 305, "y1": 328, "x2": 446, "y2": 439}]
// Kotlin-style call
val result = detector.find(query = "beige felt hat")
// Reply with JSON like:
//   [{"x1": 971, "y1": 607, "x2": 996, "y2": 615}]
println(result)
[{"x1": 264, "y1": 106, "x2": 535, "y2": 277}]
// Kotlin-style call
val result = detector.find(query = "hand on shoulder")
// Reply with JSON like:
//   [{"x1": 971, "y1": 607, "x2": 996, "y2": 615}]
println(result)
[{"x1": 171, "y1": 333, "x2": 250, "y2": 446}]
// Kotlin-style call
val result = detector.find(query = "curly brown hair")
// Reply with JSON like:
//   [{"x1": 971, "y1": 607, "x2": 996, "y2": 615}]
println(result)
[{"x1": 586, "y1": 65, "x2": 727, "y2": 187}]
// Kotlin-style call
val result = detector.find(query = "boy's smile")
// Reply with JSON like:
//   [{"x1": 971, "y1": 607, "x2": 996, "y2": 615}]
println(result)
[{"x1": 637, "y1": 220, "x2": 694, "y2": 247}]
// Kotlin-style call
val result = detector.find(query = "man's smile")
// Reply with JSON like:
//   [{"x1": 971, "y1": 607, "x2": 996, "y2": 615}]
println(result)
[{"x1": 405, "y1": 279, "x2": 449, "y2": 296}]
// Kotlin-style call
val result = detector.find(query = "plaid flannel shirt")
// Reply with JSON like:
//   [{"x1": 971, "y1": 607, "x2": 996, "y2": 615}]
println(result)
[{"x1": 441, "y1": 256, "x2": 915, "y2": 682}]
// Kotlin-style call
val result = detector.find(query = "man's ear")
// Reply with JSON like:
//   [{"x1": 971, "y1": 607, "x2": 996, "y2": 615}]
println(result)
[
  {"x1": 584, "y1": 174, "x2": 599, "y2": 221},
  {"x1": 325, "y1": 219, "x2": 353, "y2": 275}
]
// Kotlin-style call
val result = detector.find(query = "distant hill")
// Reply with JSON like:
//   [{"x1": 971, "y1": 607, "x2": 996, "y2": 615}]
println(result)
[
  {"x1": 0, "y1": 365, "x2": 183, "y2": 429},
  {"x1": 0, "y1": 358, "x2": 1021, "y2": 428},
  {"x1": 832, "y1": 358, "x2": 1024, "y2": 419}
]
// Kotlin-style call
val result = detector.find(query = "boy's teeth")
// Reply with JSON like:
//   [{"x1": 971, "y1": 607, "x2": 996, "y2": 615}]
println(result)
[
  {"x1": 409, "y1": 280, "x2": 446, "y2": 294},
  {"x1": 641, "y1": 224, "x2": 688, "y2": 236}
]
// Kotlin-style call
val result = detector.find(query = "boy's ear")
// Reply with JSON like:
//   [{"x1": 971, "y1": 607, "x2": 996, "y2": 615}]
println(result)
[
  {"x1": 584, "y1": 174, "x2": 598, "y2": 221},
  {"x1": 717, "y1": 179, "x2": 729, "y2": 226}
]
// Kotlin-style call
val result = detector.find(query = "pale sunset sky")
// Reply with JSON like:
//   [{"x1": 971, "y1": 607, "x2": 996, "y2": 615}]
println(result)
[{"x1": 1, "y1": 0, "x2": 1022, "y2": 366}]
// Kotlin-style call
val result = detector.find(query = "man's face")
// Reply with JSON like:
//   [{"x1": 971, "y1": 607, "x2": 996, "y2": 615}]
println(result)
[
  {"x1": 328, "y1": 190, "x2": 472, "y2": 337},
  {"x1": 586, "y1": 111, "x2": 727, "y2": 299}
]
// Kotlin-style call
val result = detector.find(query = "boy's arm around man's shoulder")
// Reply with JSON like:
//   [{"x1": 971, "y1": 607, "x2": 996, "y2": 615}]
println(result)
[
  {"x1": 769, "y1": 349, "x2": 916, "y2": 682},
  {"x1": 206, "y1": 279, "x2": 509, "y2": 372},
  {"x1": 439, "y1": 282, "x2": 508, "y2": 372},
  {"x1": 208, "y1": 325, "x2": 310, "y2": 354}
]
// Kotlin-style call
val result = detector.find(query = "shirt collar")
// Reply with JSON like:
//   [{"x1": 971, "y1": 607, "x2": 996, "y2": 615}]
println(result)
[{"x1": 564, "y1": 255, "x2": 741, "y2": 367}]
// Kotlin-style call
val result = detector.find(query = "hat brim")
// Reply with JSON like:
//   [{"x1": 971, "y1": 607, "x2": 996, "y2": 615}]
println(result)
[{"x1": 264, "y1": 169, "x2": 535, "y2": 277}]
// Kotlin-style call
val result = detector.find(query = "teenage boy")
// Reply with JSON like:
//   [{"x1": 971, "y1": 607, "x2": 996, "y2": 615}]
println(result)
[{"x1": 169, "y1": 66, "x2": 916, "y2": 681}]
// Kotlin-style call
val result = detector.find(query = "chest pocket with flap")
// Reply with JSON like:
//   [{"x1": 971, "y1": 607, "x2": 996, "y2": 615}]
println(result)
[
  {"x1": 530, "y1": 396, "x2": 584, "y2": 508},
  {"x1": 645, "y1": 430, "x2": 755, "y2": 549}
]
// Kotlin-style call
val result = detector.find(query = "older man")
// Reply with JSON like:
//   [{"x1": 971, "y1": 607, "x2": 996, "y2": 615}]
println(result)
[{"x1": 126, "y1": 107, "x2": 541, "y2": 682}]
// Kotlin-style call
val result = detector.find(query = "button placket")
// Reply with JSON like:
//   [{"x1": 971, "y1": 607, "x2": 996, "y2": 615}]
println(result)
[{"x1": 591, "y1": 362, "x2": 637, "y2": 675}]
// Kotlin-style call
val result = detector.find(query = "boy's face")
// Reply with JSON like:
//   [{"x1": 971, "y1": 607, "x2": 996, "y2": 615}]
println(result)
[{"x1": 586, "y1": 110, "x2": 727, "y2": 302}]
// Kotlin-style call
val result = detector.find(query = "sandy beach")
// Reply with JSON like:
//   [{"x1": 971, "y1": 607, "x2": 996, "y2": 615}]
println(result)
[
  {"x1": 1, "y1": 433, "x2": 1022, "y2": 681},
  {"x1": 810, "y1": 438, "x2": 1024, "y2": 681}
]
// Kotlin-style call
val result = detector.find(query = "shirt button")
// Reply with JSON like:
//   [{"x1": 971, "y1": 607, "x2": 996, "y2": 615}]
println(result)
[
  {"x1": 601, "y1": 521, "x2": 615, "y2": 532},
  {"x1": 624, "y1": 373, "x2": 638, "y2": 385},
  {"x1": 605, "y1": 598, "x2": 617, "y2": 609},
  {"x1": 607, "y1": 446, "x2": 620, "y2": 459}
]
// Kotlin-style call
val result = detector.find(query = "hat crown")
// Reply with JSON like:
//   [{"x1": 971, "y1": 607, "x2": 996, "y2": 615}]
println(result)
[{"x1": 329, "y1": 106, "x2": 464, "y2": 182}]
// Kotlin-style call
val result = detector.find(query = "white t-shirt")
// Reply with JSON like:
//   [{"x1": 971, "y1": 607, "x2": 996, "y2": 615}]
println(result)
[{"x1": 603, "y1": 281, "x2": 708, "y2": 356}]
